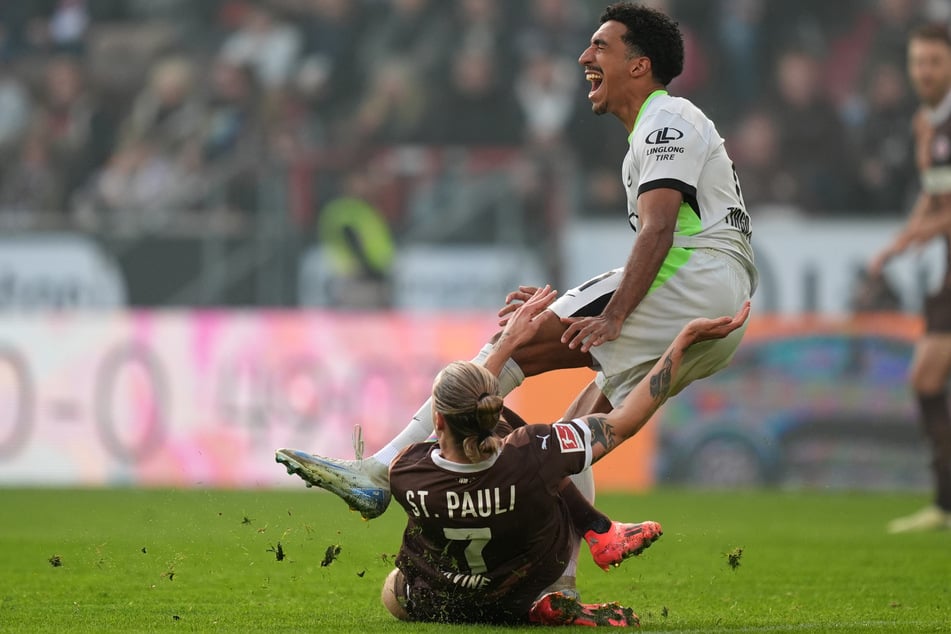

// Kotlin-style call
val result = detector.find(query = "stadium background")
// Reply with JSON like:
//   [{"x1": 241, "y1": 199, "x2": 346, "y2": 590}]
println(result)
[{"x1": 0, "y1": 0, "x2": 947, "y2": 492}]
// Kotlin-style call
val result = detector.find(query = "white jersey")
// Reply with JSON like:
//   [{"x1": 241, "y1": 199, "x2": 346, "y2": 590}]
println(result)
[{"x1": 623, "y1": 90, "x2": 758, "y2": 291}]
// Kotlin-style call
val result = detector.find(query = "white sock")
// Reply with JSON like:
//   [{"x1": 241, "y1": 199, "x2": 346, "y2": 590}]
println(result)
[
  {"x1": 370, "y1": 399, "x2": 433, "y2": 466},
  {"x1": 497, "y1": 357, "x2": 526, "y2": 396},
  {"x1": 569, "y1": 467, "x2": 596, "y2": 504},
  {"x1": 371, "y1": 346, "x2": 525, "y2": 467},
  {"x1": 562, "y1": 541, "x2": 580, "y2": 579},
  {"x1": 554, "y1": 468, "x2": 595, "y2": 591}
]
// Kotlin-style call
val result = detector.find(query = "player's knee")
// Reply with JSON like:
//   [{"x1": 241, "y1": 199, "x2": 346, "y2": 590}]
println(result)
[
  {"x1": 909, "y1": 339, "x2": 951, "y2": 394},
  {"x1": 381, "y1": 568, "x2": 411, "y2": 621},
  {"x1": 493, "y1": 311, "x2": 592, "y2": 375},
  {"x1": 513, "y1": 346, "x2": 592, "y2": 376},
  {"x1": 513, "y1": 324, "x2": 592, "y2": 374},
  {"x1": 912, "y1": 377, "x2": 947, "y2": 397},
  {"x1": 910, "y1": 360, "x2": 949, "y2": 395}
]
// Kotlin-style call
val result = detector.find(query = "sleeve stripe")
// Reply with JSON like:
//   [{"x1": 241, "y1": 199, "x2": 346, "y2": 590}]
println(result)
[
  {"x1": 638, "y1": 178, "x2": 697, "y2": 199},
  {"x1": 572, "y1": 418, "x2": 594, "y2": 471},
  {"x1": 637, "y1": 178, "x2": 700, "y2": 217}
]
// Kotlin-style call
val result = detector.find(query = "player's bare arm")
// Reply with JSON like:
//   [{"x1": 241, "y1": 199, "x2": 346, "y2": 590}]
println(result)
[
  {"x1": 583, "y1": 415, "x2": 619, "y2": 456},
  {"x1": 561, "y1": 187, "x2": 681, "y2": 353},
  {"x1": 583, "y1": 300, "x2": 751, "y2": 463},
  {"x1": 871, "y1": 192, "x2": 931, "y2": 272},
  {"x1": 901, "y1": 197, "x2": 951, "y2": 240},
  {"x1": 871, "y1": 193, "x2": 951, "y2": 275}
]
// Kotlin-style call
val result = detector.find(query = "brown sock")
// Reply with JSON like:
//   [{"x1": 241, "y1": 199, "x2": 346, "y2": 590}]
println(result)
[
  {"x1": 918, "y1": 393, "x2": 951, "y2": 512},
  {"x1": 559, "y1": 480, "x2": 611, "y2": 535}
]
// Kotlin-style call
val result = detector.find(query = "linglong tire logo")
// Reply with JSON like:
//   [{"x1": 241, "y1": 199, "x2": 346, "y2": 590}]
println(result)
[
  {"x1": 95, "y1": 343, "x2": 167, "y2": 463},
  {"x1": 0, "y1": 347, "x2": 33, "y2": 459},
  {"x1": 645, "y1": 127, "x2": 684, "y2": 145}
]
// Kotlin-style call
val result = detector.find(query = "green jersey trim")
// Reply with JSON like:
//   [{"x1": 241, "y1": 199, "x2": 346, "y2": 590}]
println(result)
[
  {"x1": 649, "y1": 204, "x2": 696, "y2": 294},
  {"x1": 650, "y1": 245, "x2": 692, "y2": 294},
  {"x1": 676, "y1": 201, "x2": 703, "y2": 237},
  {"x1": 629, "y1": 89, "x2": 669, "y2": 143}
]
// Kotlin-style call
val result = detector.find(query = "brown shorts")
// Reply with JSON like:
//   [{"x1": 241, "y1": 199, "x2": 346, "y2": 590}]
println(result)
[{"x1": 924, "y1": 285, "x2": 951, "y2": 333}]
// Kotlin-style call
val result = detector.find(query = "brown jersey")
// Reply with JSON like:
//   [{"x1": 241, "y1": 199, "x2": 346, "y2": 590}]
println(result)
[
  {"x1": 389, "y1": 420, "x2": 593, "y2": 624},
  {"x1": 918, "y1": 97, "x2": 951, "y2": 331}
]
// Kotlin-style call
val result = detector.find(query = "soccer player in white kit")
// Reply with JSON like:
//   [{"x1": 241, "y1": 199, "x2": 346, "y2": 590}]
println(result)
[
  {"x1": 277, "y1": 2, "x2": 758, "y2": 593},
  {"x1": 556, "y1": 3, "x2": 757, "y2": 407}
]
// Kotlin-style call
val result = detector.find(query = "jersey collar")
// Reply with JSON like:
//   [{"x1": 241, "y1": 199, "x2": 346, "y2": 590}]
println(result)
[
  {"x1": 431, "y1": 447, "x2": 500, "y2": 473},
  {"x1": 927, "y1": 87, "x2": 951, "y2": 126},
  {"x1": 630, "y1": 89, "x2": 668, "y2": 142}
]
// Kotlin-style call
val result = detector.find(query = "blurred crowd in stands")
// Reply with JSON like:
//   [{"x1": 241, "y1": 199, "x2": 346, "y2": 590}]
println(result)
[{"x1": 0, "y1": 0, "x2": 949, "y2": 248}]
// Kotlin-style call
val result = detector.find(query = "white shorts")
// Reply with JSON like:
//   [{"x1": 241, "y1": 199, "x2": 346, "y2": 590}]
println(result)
[{"x1": 549, "y1": 248, "x2": 753, "y2": 407}]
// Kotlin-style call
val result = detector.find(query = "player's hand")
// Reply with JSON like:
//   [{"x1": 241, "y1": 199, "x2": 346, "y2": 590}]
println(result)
[
  {"x1": 498, "y1": 286, "x2": 541, "y2": 326},
  {"x1": 681, "y1": 301, "x2": 751, "y2": 346},
  {"x1": 868, "y1": 251, "x2": 890, "y2": 278},
  {"x1": 560, "y1": 313, "x2": 624, "y2": 353},
  {"x1": 869, "y1": 233, "x2": 912, "y2": 277},
  {"x1": 498, "y1": 285, "x2": 557, "y2": 349}
]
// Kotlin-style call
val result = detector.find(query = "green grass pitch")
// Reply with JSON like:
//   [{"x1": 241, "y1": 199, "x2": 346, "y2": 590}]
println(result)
[{"x1": 1, "y1": 487, "x2": 949, "y2": 632}]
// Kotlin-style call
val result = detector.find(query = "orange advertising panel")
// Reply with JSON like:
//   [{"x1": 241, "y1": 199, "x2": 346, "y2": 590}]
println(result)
[
  {"x1": 742, "y1": 311, "x2": 923, "y2": 340},
  {"x1": 506, "y1": 370, "x2": 657, "y2": 492}
]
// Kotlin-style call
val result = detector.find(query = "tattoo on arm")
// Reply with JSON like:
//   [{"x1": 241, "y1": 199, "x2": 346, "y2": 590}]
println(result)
[
  {"x1": 649, "y1": 354, "x2": 673, "y2": 400},
  {"x1": 584, "y1": 415, "x2": 618, "y2": 453}
]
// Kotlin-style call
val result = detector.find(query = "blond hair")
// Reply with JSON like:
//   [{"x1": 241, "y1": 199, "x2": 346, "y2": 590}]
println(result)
[{"x1": 432, "y1": 361, "x2": 503, "y2": 462}]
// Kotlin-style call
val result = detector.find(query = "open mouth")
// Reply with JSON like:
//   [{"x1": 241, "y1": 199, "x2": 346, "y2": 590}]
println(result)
[{"x1": 585, "y1": 70, "x2": 604, "y2": 98}]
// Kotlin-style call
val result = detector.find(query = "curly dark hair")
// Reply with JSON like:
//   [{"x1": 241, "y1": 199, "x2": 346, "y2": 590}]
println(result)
[
  {"x1": 600, "y1": 2, "x2": 684, "y2": 86},
  {"x1": 911, "y1": 22, "x2": 951, "y2": 48}
]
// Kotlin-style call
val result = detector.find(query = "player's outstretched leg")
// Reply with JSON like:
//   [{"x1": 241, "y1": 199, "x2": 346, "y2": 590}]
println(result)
[
  {"x1": 275, "y1": 448, "x2": 391, "y2": 520},
  {"x1": 584, "y1": 520, "x2": 663, "y2": 571},
  {"x1": 529, "y1": 591, "x2": 638, "y2": 627}
]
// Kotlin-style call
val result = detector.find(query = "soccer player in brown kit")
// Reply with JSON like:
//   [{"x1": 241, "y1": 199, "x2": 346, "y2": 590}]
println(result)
[
  {"x1": 300, "y1": 287, "x2": 748, "y2": 626},
  {"x1": 871, "y1": 23, "x2": 951, "y2": 533}
]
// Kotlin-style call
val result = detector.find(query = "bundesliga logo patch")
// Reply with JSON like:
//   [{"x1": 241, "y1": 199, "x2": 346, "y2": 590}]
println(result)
[
  {"x1": 934, "y1": 134, "x2": 951, "y2": 162},
  {"x1": 553, "y1": 423, "x2": 584, "y2": 453}
]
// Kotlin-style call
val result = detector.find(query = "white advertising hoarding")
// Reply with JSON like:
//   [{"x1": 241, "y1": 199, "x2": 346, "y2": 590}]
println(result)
[{"x1": 561, "y1": 217, "x2": 942, "y2": 316}]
